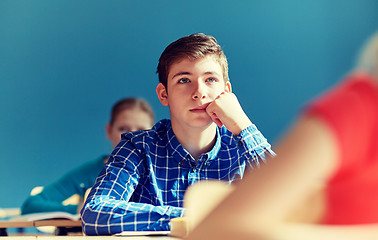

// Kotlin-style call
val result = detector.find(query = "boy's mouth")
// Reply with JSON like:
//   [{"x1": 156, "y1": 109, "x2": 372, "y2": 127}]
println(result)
[{"x1": 190, "y1": 103, "x2": 210, "y2": 113}]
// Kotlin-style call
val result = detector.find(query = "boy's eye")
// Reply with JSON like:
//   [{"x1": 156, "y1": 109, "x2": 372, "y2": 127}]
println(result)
[
  {"x1": 206, "y1": 77, "x2": 216, "y2": 83},
  {"x1": 178, "y1": 78, "x2": 190, "y2": 84},
  {"x1": 119, "y1": 127, "x2": 130, "y2": 132}
]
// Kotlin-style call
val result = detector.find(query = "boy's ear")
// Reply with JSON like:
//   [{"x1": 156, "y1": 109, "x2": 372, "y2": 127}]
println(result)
[
  {"x1": 105, "y1": 123, "x2": 111, "y2": 140},
  {"x1": 156, "y1": 83, "x2": 169, "y2": 106},
  {"x1": 225, "y1": 81, "x2": 232, "y2": 93}
]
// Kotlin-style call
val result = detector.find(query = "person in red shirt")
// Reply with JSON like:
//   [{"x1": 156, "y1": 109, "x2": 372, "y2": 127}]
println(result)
[{"x1": 185, "y1": 31, "x2": 378, "y2": 240}]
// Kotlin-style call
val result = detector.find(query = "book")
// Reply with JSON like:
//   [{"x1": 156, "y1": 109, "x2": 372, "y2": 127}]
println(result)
[{"x1": 10, "y1": 211, "x2": 80, "y2": 222}]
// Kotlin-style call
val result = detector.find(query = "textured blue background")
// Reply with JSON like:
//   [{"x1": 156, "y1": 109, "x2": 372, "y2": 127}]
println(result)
[{"x1": 0, "y1": 0, "x2": 377, "y2": 208}]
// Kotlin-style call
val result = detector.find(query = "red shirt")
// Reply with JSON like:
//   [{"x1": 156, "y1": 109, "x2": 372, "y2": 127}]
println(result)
[{"x1": 306, "y1": 72, "x2": 378, "y2": 224}]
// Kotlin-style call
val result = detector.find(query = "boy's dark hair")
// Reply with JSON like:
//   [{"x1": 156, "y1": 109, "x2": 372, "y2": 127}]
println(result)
[
  {"x1": 110, "y1": 98, "x2": 154, "y2": 126},
  {"x1": 157, "y1": 33, "x2": 229, "y2": 89}
]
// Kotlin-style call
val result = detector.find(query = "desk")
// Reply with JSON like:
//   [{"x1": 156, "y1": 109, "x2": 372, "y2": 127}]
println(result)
[
  {"x1": 0, "y1": 235, "x2": 181, "y2": 239},
  {"x1": 0, "y1": 221, "x2": 181, "y2": 239},
  {"x1": 0, "y1": 220, "x2": 82, "y2": 236}
]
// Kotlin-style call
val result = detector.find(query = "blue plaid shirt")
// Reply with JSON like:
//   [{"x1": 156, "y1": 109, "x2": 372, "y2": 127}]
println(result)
[{"x1": 81, "y1": 119, "x2": 274, "y2": 235}]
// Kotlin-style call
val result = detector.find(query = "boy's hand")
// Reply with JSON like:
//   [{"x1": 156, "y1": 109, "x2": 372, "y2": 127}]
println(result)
[{"x1": 206, "y1": 92, "x2": 252, "y2": 135}]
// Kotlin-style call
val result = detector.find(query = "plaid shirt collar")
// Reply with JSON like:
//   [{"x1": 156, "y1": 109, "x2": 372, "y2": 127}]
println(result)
[{"x1": 163, "y1": 119, "x2": 221, "y2": 167}]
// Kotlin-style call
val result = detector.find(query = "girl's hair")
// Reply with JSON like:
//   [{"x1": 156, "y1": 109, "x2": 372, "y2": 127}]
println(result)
[{"x1": 109, "y1": 98, "x2": 154, "y2": 126}]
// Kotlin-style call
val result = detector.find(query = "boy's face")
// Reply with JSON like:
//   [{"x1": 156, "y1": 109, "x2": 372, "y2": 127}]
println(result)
[{"x1": 156, "y1": 54, "x2": 231, "y2": 130}]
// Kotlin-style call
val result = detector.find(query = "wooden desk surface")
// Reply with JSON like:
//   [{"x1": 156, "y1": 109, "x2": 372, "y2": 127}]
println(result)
[
  {"x1": 0, "y1": 220, "x2": 34, "y2": 228},
  {"x1": 0, "y1": 236, "x2": 181, "y2": 239},
  {"x1": 34, "y1": 220, "x2": 81, "y2": 227},
  {"x1": 0, "y1": 220, "x2": 181, "y2": 239}
]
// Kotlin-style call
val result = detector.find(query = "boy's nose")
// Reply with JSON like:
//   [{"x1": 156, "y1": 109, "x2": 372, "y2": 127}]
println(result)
[
  {"x1": 192, "y1": 82, "x2": 206, "y2": 100},
  {"x1": 192, "y1": 89, "x2": 206, "y2": 100}
]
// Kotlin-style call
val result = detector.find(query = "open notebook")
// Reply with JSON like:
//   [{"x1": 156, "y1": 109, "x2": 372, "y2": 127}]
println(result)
[{"x1": 11, "y1": 211, "x2": 80, "y2": 221}]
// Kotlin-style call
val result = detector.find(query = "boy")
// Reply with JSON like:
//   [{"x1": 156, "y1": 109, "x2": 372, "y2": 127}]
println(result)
[{"x1": 81, "y1": 33, "x2": 274, "y2": 235}]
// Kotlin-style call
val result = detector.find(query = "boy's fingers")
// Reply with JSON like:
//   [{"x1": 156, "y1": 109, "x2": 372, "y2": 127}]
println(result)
[
  {"x1": 216, "y1": 91, "x2": 225, "y2": 99},
  {"x1": 207, "y1": 109, "x2": 223, "y2": 127},
  {"x1": 212, "y1": 116, "x2": 223, "y2": 128}
]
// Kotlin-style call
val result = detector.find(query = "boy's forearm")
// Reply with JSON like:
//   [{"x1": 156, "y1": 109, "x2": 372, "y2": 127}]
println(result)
[
  {"x1": 81, "y1": 198, "x2": 184, "y2": 235},
  {"x1": 227, "y1": 115, "x2": 252, "y2": 136}
]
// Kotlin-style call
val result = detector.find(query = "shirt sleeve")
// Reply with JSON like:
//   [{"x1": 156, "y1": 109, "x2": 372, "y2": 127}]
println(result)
[
  {"x1": 80, "y1": 139, "x2": 184, "y2": 235},
  {"x1": 234, "y1": 124, "x2": 276, "y2": 168}
]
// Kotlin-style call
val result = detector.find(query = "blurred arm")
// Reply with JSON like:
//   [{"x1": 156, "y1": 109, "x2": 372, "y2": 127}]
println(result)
[{"x1": 186, "y1": 115, "x2": 339, "y2": 239}]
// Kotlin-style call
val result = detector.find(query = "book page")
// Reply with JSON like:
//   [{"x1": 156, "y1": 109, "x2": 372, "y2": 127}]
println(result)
[{"x1": 11, "y1": 211, "x2": 80, "y2": 221}]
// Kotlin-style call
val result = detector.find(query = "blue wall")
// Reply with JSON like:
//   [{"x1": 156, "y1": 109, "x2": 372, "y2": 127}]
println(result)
[{"x1": 1, "y1": 0, "x2": 377, "y2": 208}]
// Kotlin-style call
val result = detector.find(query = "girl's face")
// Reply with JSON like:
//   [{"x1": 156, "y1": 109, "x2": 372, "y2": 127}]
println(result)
[{"x1": 106, "y1": 107, "x2": 153, "y2": 148}]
